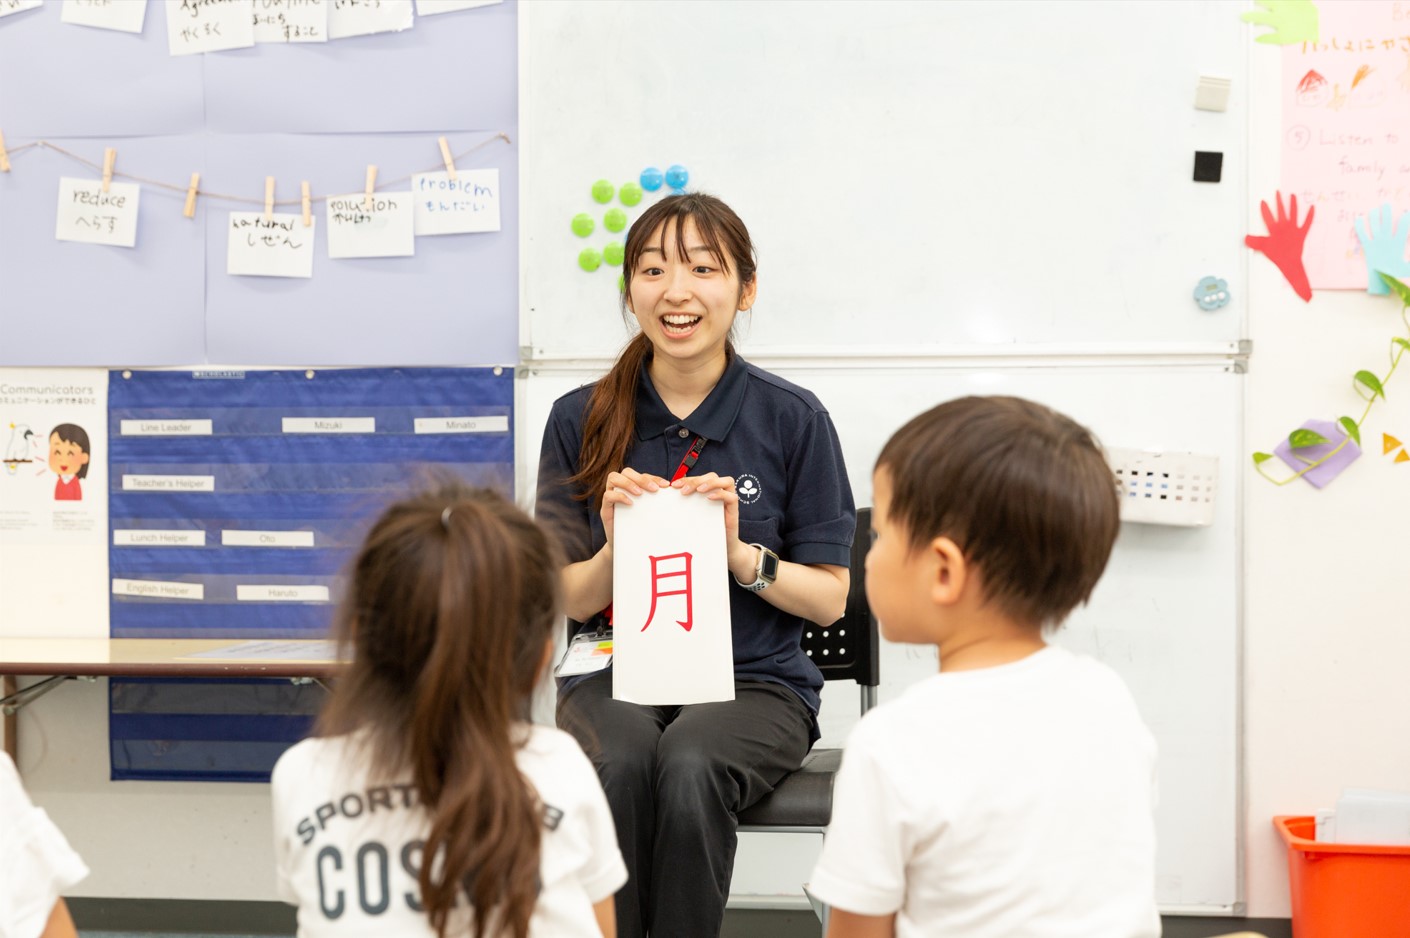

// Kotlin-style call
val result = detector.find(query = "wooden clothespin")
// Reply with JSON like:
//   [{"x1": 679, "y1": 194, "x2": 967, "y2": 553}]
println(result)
[
  {"x1": 264, "y1": 176, "x2": 275, "y2": 222},
  {"x1": 364, "y1": 165, "x2": 377, "y2": 211},
  {"x1": 102, "y1": 147, "x2": 116, "y2": 193},
  {"x1": 183, "y1": 173, "x2": 200, "y2": 218},
  {"x1": 0, "y1": 130, "x2": 11, "y2": 173},
  {"x1": 438, "y1": 136, "x2": 457, "y2": 181},
  {"x1": 301, "y1": 181, "x2": 312, "y2": 227}
]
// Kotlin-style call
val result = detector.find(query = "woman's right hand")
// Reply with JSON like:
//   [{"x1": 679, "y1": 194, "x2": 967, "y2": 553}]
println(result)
[{"x1": 601, "y1": 467, "x2": 670, "y2": 547}]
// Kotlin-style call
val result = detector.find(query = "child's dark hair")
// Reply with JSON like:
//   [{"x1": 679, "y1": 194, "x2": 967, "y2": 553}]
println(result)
[
  {"x1": 316, "y1": 482, "x2": 561, "y2": 938},
  {"x1": 568, "y1": 192, "x2": 757, "y2": 506},
  {"x1": 876, "y1": 396, "x2": 1120, "y2": 628},
  {"x1": 50, "y1": 423, "x2": 90, "y2": 479}
]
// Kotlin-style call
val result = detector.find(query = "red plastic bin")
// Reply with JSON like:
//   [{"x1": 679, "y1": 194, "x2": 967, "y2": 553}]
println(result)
[{"x1": 1275, "y1": 815, "x2": 1410, "y2": 938}]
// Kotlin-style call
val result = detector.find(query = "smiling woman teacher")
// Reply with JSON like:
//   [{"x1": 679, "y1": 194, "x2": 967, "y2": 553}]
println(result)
[{"x1": 536, "y1": 193, "x2": 856, "y2": 937}]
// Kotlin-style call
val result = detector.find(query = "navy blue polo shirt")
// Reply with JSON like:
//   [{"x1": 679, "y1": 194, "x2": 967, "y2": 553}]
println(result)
[{"x1": 536, "y1": 352, "x2": 855, "y2": 735}]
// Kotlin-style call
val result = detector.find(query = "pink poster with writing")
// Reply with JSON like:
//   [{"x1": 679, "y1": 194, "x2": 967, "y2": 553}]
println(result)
[{"x1": 1282, "y1": 1, "x2": 1410, "y2": 289}]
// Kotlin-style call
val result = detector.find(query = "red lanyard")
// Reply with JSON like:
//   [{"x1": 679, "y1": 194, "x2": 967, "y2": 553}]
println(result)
[{"x1": 672, "y1": 435, "x2": 708, "y2": 482}]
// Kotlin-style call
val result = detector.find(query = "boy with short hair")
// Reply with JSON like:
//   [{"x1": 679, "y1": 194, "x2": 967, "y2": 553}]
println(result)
[{"x1": 810, "y1": 396, "x2": 1160, "y2": 938}]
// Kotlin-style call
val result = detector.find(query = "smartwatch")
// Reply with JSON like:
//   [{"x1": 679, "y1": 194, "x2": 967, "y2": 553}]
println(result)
[{"x1": 735, "y1": 543, "x2": 780, "y2": 592}]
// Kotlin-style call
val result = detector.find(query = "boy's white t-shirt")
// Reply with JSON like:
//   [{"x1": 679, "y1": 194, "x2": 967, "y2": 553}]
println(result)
[
  {"x1": 0, "y1": 752, "x2": 89, "y2": 938},
  {"x1": 271, "y1": 724, "x2": 626, "y2": 938},
  {"x1": 810, "y1": 645, "x2": 1160, "y2": 938}
]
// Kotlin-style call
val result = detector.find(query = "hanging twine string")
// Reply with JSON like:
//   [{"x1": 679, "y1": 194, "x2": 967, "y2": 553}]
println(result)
[{"x1": 1, "y1": 133, "x2": 512, "y2": 207}]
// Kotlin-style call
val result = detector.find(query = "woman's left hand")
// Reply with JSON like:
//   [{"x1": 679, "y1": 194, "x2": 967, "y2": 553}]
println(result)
[{"x1": 673, "y1": 472, "x2": 756, "y2": 578}]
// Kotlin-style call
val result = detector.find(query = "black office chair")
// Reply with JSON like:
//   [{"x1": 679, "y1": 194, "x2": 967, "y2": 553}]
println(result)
[{"x1": 737, "y1": 507, "x2": 879, "y2": 832}]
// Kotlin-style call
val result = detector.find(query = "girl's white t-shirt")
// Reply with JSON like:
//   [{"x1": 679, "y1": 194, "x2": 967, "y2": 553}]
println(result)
[
  {"x1": 0, "y1": 752, "x2": 89, "y2": 938},
  {"x1": 271, "y1": 724, "x2": 625, "y2": 938}
]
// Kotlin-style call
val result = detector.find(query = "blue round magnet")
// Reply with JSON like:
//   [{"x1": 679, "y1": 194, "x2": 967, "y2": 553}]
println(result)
[
  {"x1": 665, "y1": 164, "x2": 689, "y2": 190},
  {"x1": 640, "y1": 167, "x2": 665, "y2": 192},
  {"x1": 1193, "y1": 276, "x2": 1231, "y2": 311}
]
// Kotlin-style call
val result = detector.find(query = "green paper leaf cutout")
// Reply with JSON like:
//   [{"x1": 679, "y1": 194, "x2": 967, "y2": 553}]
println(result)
[
  {"x1": 1354, "y1": 369, "x2": 1386, "y2": 399},
  {"x1": 1252, "y1": 452, "x2": 1275, "y2": 465},
  {"x1": 1378, "y1": 272, "x2": 1410, "y2": 307},
  {"x1": 1338, "y1": 417, "x2": 1361, "y2": 446},
  {"x1": 1288, "y1": 429, "x2": 1328, "y2": 449},
  {"x1": 1394, "y1": 338, "x2": 1410, "y2": 354}
]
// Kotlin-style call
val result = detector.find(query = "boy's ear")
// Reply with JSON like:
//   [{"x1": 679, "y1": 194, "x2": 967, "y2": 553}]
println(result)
[{"x1": 929, "y1": 536, "x2": 968, "y2": 607}]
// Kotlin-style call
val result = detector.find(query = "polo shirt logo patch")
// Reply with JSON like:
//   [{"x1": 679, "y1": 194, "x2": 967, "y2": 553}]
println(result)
[{"x1": 736, "y1": 473, "x2": 762, "y2": 505}]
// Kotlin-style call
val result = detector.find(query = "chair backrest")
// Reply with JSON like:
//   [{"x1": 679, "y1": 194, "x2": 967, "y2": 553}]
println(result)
[{"x1": 800, "y1": 507, "x2": 878, "y2": 690}]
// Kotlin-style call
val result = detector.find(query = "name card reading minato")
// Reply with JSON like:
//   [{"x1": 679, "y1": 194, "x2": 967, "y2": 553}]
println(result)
[
  {"x1": 222, "y1": 531, "x2": 316, "y2": 548},
  {"x1": 282, "y1": 417, "x2": 375, "y2": 434},
  {"x1": 236, "y1": 585, "x2": 331, "y2": 603},
  {"x1": 120, "y1": 419, "x2": 213, "y2": 436},
  {"x1": 122, "y1": 475, "x2": 216, "y2": 492},
  {"x1": 114, "y1": 530, "x2": 207, "y2": 547},
  {"x1": 112, "y1": 578, "x2": 205, "y2": 601},
  {"x1": 414, "y1": 416, "x2": 510, "y2": 434}
]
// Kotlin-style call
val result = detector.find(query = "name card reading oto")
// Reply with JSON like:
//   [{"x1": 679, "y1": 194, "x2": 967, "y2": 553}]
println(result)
[
  {"x1": 222, "y1": 530, "x2": 316, "y2": 548},
  {"x1": 281, "y1": 417, "x2": 375, "y2": 433},
  {"x1": 114, "y1": 530, "x2": 208, "y2": 547},
  {"x1": 236, "y1": 584, "x2": 330, "y2": 602},
  {"x1": 327, "y1": 0, "x2": 411, "y2": 38},
  {"x1": 252, "y1": 0, "x2": 328, "y2": 42},
  {"x1": 410, "y1": 170, "x2": 502, "y2": 236},
  {"x1": 120, "y1": 419, "x2": 214, "y2": 436},
  {"x1": 166, "y1": 0, "x2": 257, "y2": 56},
  {"x1": 413, "y1": 415, "x2": 510, "y2": 434},
  {"x1": 56, "y1": 178, "x2": 141, "y2": 248},
  {"x1": 61, "y1": 0, "x2": 149, "y2": 32},
  {"x1": 122, "y1": 474, "x2": 217, "y2": 492},
  {"x1": 113, "y1": 578, "x2": 206, "y2": 601},
  {"x1": 227, "y1": 212, "x2": 316, "y2": 278},
  {"x1": 325, "y1": 193, "x2": 414, "y2": 259}
]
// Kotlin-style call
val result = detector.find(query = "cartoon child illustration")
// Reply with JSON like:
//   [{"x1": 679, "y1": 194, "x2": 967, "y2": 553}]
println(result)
[{"x1": 48, "y1": 424, "x2": 90, "y2": 501}]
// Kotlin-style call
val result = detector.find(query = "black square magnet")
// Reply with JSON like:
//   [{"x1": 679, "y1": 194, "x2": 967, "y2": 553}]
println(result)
[{"x1": 1193, "y1": 151, "x2": 1224, "y2": 183}]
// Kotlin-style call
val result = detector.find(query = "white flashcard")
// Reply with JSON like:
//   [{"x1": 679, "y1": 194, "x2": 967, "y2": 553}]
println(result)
[
  {"x1": 61, "y1": 0, "x2": 149, "y2": 32},
  {"x1": 252, "y1": 0, "x2": 327, "y2": 42},
  {"x1": 327, "y1": 0, "x2": 410, "y2": 39},
  {"x1": 0, "y1": 1, "x2": 42, "y2": 19},
  {"x1": 326, "y1": 191, "x2": 414, "y2": 259},
  {"x1": 411, "y1": 169, "x2": 501, "y2": 236},
  {"x1": 415, "y1": 0, "x2": 501, "y2": 15},
  {"x1": 227, "y1": 212, "x2": 316, "y2": 278},
  {"x1": 166, "y1": 0, "x2": 256, "y2": 56},
  {"x1": 612, "y1": 488, "x2": 734, "y2": 705},
  {"x1": 55, "y1": 178, "x2": 141, "y2": 248}
]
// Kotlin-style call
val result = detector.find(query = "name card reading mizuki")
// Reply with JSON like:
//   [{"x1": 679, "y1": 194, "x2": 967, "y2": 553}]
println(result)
[
  {"x1": 56, "y1": 178, "x2": 141, "y2": 248},
  {"x1": 411, "y1": 170, "x2": 502, "y2": 236},
  {"x1": 326, "y1": 193, "x2": 414, "y2": 259},
  {"x1": 327, "y1": 0, "x2": 412, "y2": 39},
  {"x1": 61, "y1": 0, "x2": 149, "y2": 33},
  {"x1": 166, "y1": 0, "x2": 257, "y2": 56},
  {"x1": 227, "y1": 212, "x2": 316, "y2": 278},
  {"x1": 253, "y1": 0, "x2": 328, "y2": 42},
  {"x1": 280, "y1": 417, "x2": 375, "y2": 433}
]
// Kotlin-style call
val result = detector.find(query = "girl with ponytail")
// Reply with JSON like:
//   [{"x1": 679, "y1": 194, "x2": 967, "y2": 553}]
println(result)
[
  {"x1": 537, "y1": 193, "x2": 856, "y2": 937},
  {"x1": 271, "y1": 482, "x2": 625, "y2": 938}
]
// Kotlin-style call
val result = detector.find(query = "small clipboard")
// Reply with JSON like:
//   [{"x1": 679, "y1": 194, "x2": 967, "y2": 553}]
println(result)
[{"x1": 555, "y1": 628, "x2": 613, "y2": 677}]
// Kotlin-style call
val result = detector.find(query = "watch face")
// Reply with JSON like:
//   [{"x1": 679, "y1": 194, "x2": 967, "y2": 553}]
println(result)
[{"x1": 759, "y1": 549, "x2": 780, "y2": 581}]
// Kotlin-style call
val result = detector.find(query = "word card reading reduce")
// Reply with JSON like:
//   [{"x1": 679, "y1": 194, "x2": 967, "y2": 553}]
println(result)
[
  {"x1": 228, "y1": 212, "x2": 316, "y2": 278},
  {"x1": 411, "y1": 170, "x2": 502, "y2": 236},
  {"x1": 61, "y1": 0, "x2": 149, "y2": 33},
  {"x1": 56, "y1": 178, "x2": 140, "y2": 248},
  {"x1": 252, "y1": 0, "x2": 328, "y2": 43},
  {"x1": 166, "y1": 0, "x2": 256, "y2": 56},
  {"x1": 327, "y1": 0, "x2": 412, "y2": 39},
  {"x1": 326, "y1": 193, "x2": 415, "y2": 259}
]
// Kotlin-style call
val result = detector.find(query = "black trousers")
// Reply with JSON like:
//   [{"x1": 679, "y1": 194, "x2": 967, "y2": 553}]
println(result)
[{"x1": 557, "y1": 670, "x2": 813, "y2": 938}]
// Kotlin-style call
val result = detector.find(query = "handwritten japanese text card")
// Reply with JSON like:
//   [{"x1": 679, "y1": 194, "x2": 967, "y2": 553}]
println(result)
[
  {"x1": 56, "y1": 178, "x2": 141, "y2": 248},
  {"x1": 612, "y1": 488, "x2": 734, "y2": 705},
  {"x1": 227, "y1": 212, "x2": 316, "y2": 278},
  {"x1": 326, "y1": 192, "x2": 414, "y2": 259}
]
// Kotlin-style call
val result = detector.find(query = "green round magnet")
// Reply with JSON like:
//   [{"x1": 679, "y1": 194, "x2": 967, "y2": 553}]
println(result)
[
  {"x1": 578, "y1": 247, "x2": 603, "y2": 272},
  {"x1": 591, "y1": 179, "x2": 614, "y2": 204},
  {"x1": 604, "y1": 208, "x2": 627, "y2": 233},
  {"x1": 619, "y1": 182, "x2": 644, "y2": 207},
  {"x1": 571, "y1": 213, "x2": 595, "y2": 237},
  {"x1": 603, "y1": 241, "x2": 625, "y2": 266}
]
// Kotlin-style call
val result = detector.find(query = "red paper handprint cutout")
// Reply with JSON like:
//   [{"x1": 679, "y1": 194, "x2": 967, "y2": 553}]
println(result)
[{"x1": 1245, "y1": 191, "x2": 1315, "y2": 302}]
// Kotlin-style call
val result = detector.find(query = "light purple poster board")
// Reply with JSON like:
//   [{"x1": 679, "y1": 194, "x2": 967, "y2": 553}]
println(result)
[{"x1": 0, "y1": 0, "x2": 517, "y2": 368}]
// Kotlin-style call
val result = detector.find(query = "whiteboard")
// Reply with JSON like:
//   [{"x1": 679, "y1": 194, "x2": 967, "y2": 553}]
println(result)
[
  {"x1": 521, "y1": 0, "x2": 1250, "y2": 358},
  {"x1": 519, "y1": 361, "x2": 1242, "y2": 913}
]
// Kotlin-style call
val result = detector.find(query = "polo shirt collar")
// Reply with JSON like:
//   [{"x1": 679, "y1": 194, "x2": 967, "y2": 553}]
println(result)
[{"x1": 635, "y1": 351, "x2": 749, "y2": 442}]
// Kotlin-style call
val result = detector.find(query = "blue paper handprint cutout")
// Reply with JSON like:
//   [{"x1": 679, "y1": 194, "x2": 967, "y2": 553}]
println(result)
[{"x1": 1353, "y1": 203, "x2": 1410, "y2": 295}]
